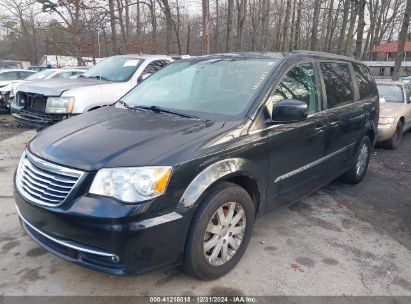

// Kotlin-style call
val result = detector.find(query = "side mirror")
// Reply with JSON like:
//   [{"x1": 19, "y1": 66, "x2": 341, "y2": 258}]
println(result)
[{"x1": 271, "y1": 99, "x2": 308, "y2": 123}]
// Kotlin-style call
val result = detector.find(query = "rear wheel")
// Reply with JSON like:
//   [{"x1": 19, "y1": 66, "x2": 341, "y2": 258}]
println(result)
[
  {"x1": 184, "y1": 182, "x2": 255, "y2": 280},
  {"x1": 341, "y1": 136, "x2": 371, "y2": 184},
  {"x1": 385, "y1": 120, "x2": 403, "y2": 150}
]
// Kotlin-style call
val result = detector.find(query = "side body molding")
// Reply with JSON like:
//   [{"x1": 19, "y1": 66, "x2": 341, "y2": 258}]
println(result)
[{"x1": 178, "y1": 158, "x2": 246, "y2": 209}]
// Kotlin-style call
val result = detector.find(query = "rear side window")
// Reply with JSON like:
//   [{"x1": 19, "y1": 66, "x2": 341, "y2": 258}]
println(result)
[
  {"x1": 320, "y1": 62, "x2": 354, "y2": 108},
  {"x1": 353, "y1": 63, "x2": 376, "y2": 99}
]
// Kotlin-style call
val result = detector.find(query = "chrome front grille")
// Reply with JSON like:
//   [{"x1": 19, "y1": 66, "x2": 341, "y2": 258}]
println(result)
[{"x1": 16, "y1": 151, "x2": 84, "y2": 207}]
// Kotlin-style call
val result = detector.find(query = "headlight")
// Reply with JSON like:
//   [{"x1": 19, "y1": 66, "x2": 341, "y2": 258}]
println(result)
[
  {"x1": 46, "y1": 97, "x2": 75, "y2": 113},
  {"x1": 89, "y1": 166, "x2": 172, "y2": 203},
  {"x1": 378, "y1": 117, "x2": 395, "y2": 125}
]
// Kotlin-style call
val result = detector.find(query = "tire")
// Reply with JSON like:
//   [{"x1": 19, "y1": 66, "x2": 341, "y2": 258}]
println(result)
[
  {"x1": 385, "y1": 120, "x2": 403, "y2": 150},
  {"x1": 341, "y1": 136, "x2": 371, "y2": 184},
  {"x1": 184, "y1": 182, "x2": 255, "y2": 280}
]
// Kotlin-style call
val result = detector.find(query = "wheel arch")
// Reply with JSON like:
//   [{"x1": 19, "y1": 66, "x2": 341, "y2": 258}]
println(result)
[{"x1": 178, "y1": 158, "x2": 261, "y2": 215}]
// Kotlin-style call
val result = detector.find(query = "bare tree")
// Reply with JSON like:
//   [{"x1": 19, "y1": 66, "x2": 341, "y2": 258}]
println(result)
[
  {"x1": 202, "y1": 0, "x2": 209, "y2": 54},
  {"x1": 226, "y1": 0, "x2": 234, "y2": 52},
  {"x1": 236, "y1": 0, "x2": 247, "y2": 51},
  {"x1": 354, "y1": 0, "x2": 366, "y2": 59},
  {"x1": 282, "y1": 0, "x2": 292, "y2": 52},
  {"x1": 310, "y1": 0, "x2": 321, "y2": 51},
  {"x1": 393, "y1": 0, "x2": 411, "y2": 80}
]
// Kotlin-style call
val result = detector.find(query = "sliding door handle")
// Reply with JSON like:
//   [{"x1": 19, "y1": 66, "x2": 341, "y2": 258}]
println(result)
[
  {"x1": 329, "y1": 120, "x2": 340, "y2": 127},
  {"x1": 314, "y1": 125, "x2": 327, "y2": 132}
]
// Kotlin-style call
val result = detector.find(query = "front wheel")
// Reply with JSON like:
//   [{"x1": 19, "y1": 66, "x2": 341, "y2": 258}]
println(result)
[
  {"x1": 184, "y1": 182, "x2": 255, "y2": 280},
  {"x1": 341, "y1": 136, "x2": 371, "y2": 184},
  {"x1": 385, "y1": 120, "x2": 403, "y2": 150}
]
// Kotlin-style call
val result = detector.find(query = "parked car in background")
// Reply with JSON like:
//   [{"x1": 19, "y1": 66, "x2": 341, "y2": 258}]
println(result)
[
  {"x1": 28, "y1": 66, "x2": 48, "y2": 72},
  {"x1": 0, "y1": 69, "x2": 36, "y2": 112},
  {"x1": 12, "y1": 54, "x2": 172, "y2": 128},
  {"x1": 14, "y1": 52, "x2": 378, "y2": 279},
  {"x1": 0, "y1": 69, "x2": 35, "y2": 88},
  {"x1": 0, "y1": 60, "x2": 23, "y2": 70},
  {"x1": 376, "y1": 79, "x2": 411, "y2": 149},
  {"x1": 401, "y1": 75, "x2": 411, "y2": 84},
  {"x1": 4, "y1": 68, "x2": 87, "y2": 113}
]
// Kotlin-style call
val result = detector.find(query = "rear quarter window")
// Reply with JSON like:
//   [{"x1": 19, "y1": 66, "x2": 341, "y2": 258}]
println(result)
[
  {"x1": 353, "y1": 63, "x2": 377, "y2": 99},
  {"x1": 320, "y1": 62, "x2": 355, "y2": 109}
]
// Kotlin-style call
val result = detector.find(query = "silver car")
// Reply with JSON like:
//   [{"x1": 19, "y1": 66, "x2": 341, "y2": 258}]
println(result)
[{"x1": 12, "y1": 54, "x2": 173, "y2": 128}]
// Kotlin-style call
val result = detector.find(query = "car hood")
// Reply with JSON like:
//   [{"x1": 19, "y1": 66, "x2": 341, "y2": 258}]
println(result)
[
  {"x1": 16, "y1": 78, "x2": 111, "y2": 96},
  {"x1": 29, "y1": 107, "x2": 225, "y2": 171},
  {"x1": 0, "y1": 80, "x2": 14, "y2": 88},
  {"x1": 0, "y1": 81, "x2": 23, "y2": 92},
  {"x1": 379, "y1": 102, "x2": 407, "y2": 118}
]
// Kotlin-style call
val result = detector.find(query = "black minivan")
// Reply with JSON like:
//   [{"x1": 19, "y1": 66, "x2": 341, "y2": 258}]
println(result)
[{"x1": 14, "y1": 51, "x2": 379, "y2": 280}]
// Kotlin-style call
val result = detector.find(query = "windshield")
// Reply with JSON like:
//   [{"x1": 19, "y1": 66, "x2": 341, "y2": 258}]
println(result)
[
  {"x1": 82, "y1": 57, "x2": 142, "y2": 82},
  {"x1": 377, "y1": 84, "x2": 404, "y2": 103},
  {"x1": 120, "y1": 58, "x2": 278, "y2": 119},
  {"x1": 26, "y1": 69, "x2": 56, "y2": 81}
]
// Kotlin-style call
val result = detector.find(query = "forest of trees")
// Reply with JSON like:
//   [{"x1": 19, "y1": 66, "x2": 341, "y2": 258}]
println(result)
[{"x1": 0, "y1": 0, "x2": 409, "y2": 65}]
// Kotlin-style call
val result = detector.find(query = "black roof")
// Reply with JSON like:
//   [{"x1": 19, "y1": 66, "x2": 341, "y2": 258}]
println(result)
[{"x1": 183, "y1": 50, "x2": 360, "y2": 63}]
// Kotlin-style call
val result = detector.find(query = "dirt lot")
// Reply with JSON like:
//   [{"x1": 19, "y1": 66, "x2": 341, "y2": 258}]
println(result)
[{"x1": 0, "y1": 114, "x2": 411, "y2": 296}]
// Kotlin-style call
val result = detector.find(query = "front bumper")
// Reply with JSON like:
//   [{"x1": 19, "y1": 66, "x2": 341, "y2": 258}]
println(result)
[
  {"x1": 13, "y1": 110, "x2": 66, "y2": 129},
  {"x1": 15, "y1": 188, "x2": 192, "y2": 275},
  {"x1": 377, "y1": 124, "x2": 397, "y2": 142}
]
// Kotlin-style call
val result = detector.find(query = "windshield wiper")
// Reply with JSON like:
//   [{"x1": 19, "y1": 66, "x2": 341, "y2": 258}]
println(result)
[{"x1": 130, "y1": 105, "x2": 199, "y2": 119}]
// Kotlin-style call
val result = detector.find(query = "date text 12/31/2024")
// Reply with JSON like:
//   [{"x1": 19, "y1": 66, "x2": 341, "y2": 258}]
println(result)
[{"x1": 149, "y1": 297, "x2": 258, "y2": 303}]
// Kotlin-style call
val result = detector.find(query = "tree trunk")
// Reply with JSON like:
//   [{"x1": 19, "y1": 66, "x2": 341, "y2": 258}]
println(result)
[
  {"x1": 215, "y1": 0, "x2": 220, "y2": 52},
  {"x1": 261, "y1": 0, "x2": 270, "y2": 50},
  {"x1": 202, "y1": 0, "x2": 210, "y2": 54},
  {"x1": 116, "y1": 0, "x2": 127, "y2": 51},
  {"x1": 354, "y1": 0, "x2": 366, "y2": 60},
  {"x1": 337, "y1": 0, "x2": 350, "y2": 54},
  {"x1": 324, "y1": 0, "x2": 334, "y2": 52},
  {"x1": 393, "y1": 0, "x2": 411, "y2": 80},
  {"x1": 236, "y1": 0, "x2": 247, "y2": 51},
  {"x1": 293, "y1": 0, "x2": 302, "y2": 49},
  {"x1": 226, "y1": 0, "x2": 234, "y2": 52},
  {"x1": 289, "y1": 0, "x2": 297, "y2": 51},
  {"x1": 310, "y1": 0, "x2": 321, "y2": 51},
  {"x1": 282, "y1": 0, "x2": 292, "y2": 52},
  {"x1": 150, "y1": 0, "x2": 157, "y2": 53},
  {"x1": 159, "y1": 0, "x2": 173, "y2": 54},
  {"x1": 136, "y1": 0, "x2": 141, "y2": 40},
  {"x1": 186, "y1": 23, "x2": 191, "y2": 54},
  {"x1": 108, "y1": 0, "x2": 119, "y2": 54},
  {"x1": 125, "y1": 0, "x2": 130, "y2": 41},
  {"x1": 344, "y1": 0, "x2": 357, "y2": 55}
]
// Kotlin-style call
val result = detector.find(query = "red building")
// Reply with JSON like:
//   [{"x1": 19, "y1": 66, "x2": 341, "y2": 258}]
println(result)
[{"x1": 370, "y1": 41, "x2": 411, "y2": 61}]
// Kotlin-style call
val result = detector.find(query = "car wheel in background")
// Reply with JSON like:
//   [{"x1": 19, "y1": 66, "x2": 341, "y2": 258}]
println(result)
[
  {"x1": 341, "y1": 136, "x2": 371, "y2": 184},
  {"x1": 184, "y1": 182, "x2": 255, "y2": 280},
  {"x1": 385, "y1": 121, "x2": 403, "y2": 150}
]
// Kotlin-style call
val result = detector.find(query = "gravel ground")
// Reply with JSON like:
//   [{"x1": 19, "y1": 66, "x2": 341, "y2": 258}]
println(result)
[{"x1": 0, "y1": 117, "x2": 410, "y2": 296}]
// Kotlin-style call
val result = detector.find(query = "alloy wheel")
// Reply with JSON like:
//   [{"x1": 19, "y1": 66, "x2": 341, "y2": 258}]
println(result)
[
  {"x1": 203, "y1": 202, "x2": 246, "y2": 266},
  {"x1": 356, "y1": 143, "x2": 369, "y2": 177}
]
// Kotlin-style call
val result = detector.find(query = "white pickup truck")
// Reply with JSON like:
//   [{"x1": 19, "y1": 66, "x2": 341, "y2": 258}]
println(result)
[{"x1": 12, "y1": 54, "x2": 173, "y2": 128}]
